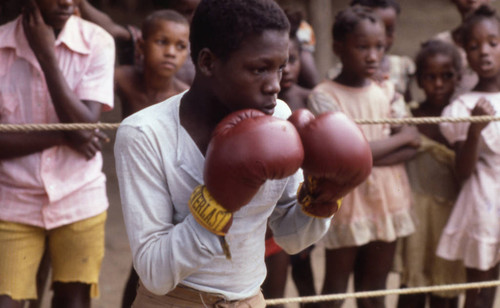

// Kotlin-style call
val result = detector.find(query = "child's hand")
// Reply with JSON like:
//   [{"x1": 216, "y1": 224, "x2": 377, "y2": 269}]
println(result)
[
  {"x1": 66, "y1": 129, "x2": 109, "y2": 160},
  {"x1": 471, "y1": 97, "x2": 495, "y2": 132},
  {"x1": 400, "y1": 125, "x2": 421, "y2": 148},
  {"x1": 22, "y1": 0, "x2": 56, "y2": 63}
]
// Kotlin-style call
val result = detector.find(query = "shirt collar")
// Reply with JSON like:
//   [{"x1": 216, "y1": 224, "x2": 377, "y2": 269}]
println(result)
[
  {"x1": 55, "y1": 15, "x2": 91, "y2": 55},
  {"x1": 0, "y1": 15, "x2": 91, "y2": 66},
  {"x1": 0, "y1": 16, "x2": 38, "y2": 69}
]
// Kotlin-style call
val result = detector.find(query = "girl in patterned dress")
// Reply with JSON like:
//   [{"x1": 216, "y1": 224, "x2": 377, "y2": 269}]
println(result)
[{"x1": 308, "y1": 6, "x2": 420, "y2": 308}]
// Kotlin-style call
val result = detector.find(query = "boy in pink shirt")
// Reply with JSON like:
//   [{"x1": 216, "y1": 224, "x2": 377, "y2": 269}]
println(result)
[{"x1": 0, "y1": 0, "x2": 114, "y2": 306}]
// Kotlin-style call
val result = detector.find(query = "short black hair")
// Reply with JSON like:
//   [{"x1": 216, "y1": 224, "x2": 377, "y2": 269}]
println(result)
[
  {"x1": 283, "y1": 8, "x2": 303, "y2": 39},
  {"x1": 189, "y1": 0, "x2": 290, "y2": 64},
  {"x1": 332, "y1": 6, "x2": 382, "y2": 42},
  {"x1": 350, "y1": 0, "x2": 401, "y2": 14},
  {"x1": 141, "y1": 10, "x2": 189, "y2": 40},
  {"x1": 459, "y1": 4, "x2": 500, "y2": 47},
  {"x1": 415, "y1": 39, "x2": 462, "y2": 81}
]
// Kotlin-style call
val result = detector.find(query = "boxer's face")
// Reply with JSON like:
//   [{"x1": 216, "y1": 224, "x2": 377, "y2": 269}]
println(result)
[{"x1": 205, "y1": 29, "x2": 289, "y2": 115}]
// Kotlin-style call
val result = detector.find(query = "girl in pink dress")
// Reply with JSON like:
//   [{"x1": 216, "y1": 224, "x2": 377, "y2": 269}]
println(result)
[
  {"x1": 308, "y1": 6, "x2": 420, "y2": 308},
  {"x1": 437, "y1": 5, "x2": 500, "y2": 308}
]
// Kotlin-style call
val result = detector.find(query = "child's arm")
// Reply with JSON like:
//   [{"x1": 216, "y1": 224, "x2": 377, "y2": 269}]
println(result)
[
  {"x1": 298, "y1": 50, "x2": 320, "y2": 89},
  {"x1": 78, "y1": 0, "x2": 131, "y2": 41},
  {"x1": 23, "y1": 4, "x2": 102, "y2": 124},
  {"x1": 0, "y1": 132, "x2": 64, "y2": 159},
  {"x1": 370, "y1": 87, "x2": 420, "y2": 165},
  {"x1": 371, "y1": 146, "x2": 417, "y2": 166},
  {"x1": 454, "y1": 98, "x2": 495, "y2": 182},
  {"x1": 0, "y1": 130, "x2": 108, "y2": 160},
  {"x1": 371, "y1": 125, "x2": 420, "y2": 166},
  {"x1": 296, "y1": 21, "x2": 320, "y2": 89}
]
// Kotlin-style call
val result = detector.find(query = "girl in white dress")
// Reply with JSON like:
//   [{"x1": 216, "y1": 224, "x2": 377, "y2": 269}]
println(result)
[{"x1": 437, "y1": 5, "x2": 500, "y2": 308}]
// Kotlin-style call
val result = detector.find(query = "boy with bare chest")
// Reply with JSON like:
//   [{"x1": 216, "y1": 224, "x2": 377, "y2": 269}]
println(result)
[{"x1": 114, "y1": 10, "x2": 189, "y2": 118}]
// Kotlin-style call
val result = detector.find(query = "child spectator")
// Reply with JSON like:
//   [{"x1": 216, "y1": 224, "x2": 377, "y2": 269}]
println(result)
[
  {"x1": 262, "y1": 10, "x2": 318, "y2": 308},
  {"x1": 78, "y1": 0, "x2": 199, "y2": 85},
  {"x1": 436, "y1": 5, "x2": 500, "y2": 308},
  {"x1": 277, "y1": 5, "x2": 320, "y2": 89},
  {"x1": 308, "y1": 6, "x2": 420, "y2": 308},
  {"x1": 77, "y1": 0, "x2": 139, "y2": 65},
  {"x1": 115, "y1": 10, "x2": 189, "y2": 118},
  {"x1": 396, "y1": 40, "x2": 466, "y2": 308},
  {"x1": 278, "y1": 10, "x2": 311, "y2": 111},
  {"x1": 151, "y1": 0, "x2": 199, "y2": 85},
  {"x1": 0, "y1": 0, "x2": 114, "y2": 306},
  {"x1": 113, "y1": 0, "x2": 369, "y2": 306},
  {"x1": 328, "y1": 0, "x2": 415, "y2": 103},
  {"x1": 117, "y1": 9, "x2": 190, "y2": 307},
  {"x1": 434, "y1": 0, "x2": 493, "y2": 96}
]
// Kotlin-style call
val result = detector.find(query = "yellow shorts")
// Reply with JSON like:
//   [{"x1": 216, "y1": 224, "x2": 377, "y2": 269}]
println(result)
[{"x1": 0, "y1": 211, "x2": 107, "y2": 301}]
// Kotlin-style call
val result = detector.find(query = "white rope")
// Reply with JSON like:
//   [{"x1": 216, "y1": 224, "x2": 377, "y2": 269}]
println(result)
[
  {"x1": 1, "y1": 115, "x2": 500, "y2": 132},
  {"x1": 354, "y1": 115, "x2": 500, "y2": 125},
  {"x1": 0, "y1": 122, "x2": 120, "y2": 132},
  {"x1": 265, "y1": 280, "x2": 500, "y2": 306}
]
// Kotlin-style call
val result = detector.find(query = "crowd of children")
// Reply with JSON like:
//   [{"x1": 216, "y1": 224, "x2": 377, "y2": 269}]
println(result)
[{"x1": 1, "y1": 0, "x2": 500, "y2": 307}]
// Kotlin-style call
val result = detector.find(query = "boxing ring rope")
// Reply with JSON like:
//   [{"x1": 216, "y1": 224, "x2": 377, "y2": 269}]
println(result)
[
  {"x1": 264, "y1": 280, "x2": 500, "y2": 306},
  {"x1": 0, "y1": 122, "x2": 121, "y2": 132},
  {"x1": 1, "y1": 115, "x2": 500, "y2": 305},
  {"x1": 1, "y1": 115, "x2": 500, "y2": 132}
]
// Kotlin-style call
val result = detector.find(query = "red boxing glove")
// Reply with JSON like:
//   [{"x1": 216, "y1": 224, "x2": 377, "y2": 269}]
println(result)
[
  {"x1": 189, "y1": 109, "x2": 304, "y2": 238},
  {"x1": 288, "y1": 109, "x2": 372, "y2": 218}
]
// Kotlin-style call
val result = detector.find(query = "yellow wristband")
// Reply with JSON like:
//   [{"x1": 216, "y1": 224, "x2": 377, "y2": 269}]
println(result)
[
  {"x1": 189, "y1": 185, "x2": 233, "y2": 236},
  {"x1": 297, "y1": 177, "x2": 342, "y2": 218},
  {"x1": 300, "y1": 198, "x2": 342, "y2": 218}
]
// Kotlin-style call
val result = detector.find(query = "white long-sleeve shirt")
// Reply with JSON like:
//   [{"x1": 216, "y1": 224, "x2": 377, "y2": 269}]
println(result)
[{"x1": 114, "y1": 93, "x2": 331, "y2": 300}]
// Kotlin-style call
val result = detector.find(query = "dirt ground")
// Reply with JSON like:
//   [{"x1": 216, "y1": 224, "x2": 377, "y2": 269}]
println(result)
[{"x1": 37, "y1": 0, "x2": 500, "y2": 307}]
